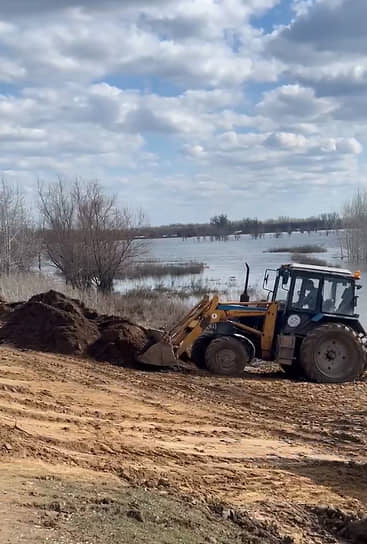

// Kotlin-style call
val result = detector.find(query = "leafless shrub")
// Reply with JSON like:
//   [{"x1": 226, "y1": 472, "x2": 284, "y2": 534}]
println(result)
[
  {"x1": 0, "y1": 179, "x2": 40, "y2": 274},
  {"x1": 267, "y1": 245, "x2": 326, "y2": 254},
  {"x1": 39, "y1": 180, "x2": 146, "y2": 292},
  {"x1": 291, "y1": 254, "x2": 330, "y2": 267},
  {"x1": 120, "y1": 261, "x2": 205, "y2": 279}
]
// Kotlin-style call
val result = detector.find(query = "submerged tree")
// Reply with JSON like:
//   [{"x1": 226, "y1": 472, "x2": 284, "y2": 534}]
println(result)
[
  {"x1": 342, "y1": 188, "x2": 367, "y2": 263},
  {"x1": 39, "y1": 180, "x2": 145, "y2": 292},
  {"x1": 210, "y1": 214, "x2": 231, "y2": 236}
]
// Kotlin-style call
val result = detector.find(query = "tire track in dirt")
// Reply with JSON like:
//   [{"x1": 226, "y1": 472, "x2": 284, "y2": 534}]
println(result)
[{"x1": 1, "y1": 346, "x2": 366, "y2": 543}]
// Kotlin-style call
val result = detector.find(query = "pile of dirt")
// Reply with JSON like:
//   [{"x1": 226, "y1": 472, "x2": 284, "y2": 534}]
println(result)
[
  {"x1": 0, "y1": 291, "x2": 99, "y2": 355},
  {"x1": 89, "y1": 315, "x2": 152, "y2": 365},
  {"x1": 0, "y1": 290, "x2": 153, "y2": 366},
  {"x1": 0, "y1": 299, "x2": 19, "y2": 324},
  {"x1": 310, "y1": 506, "x2": 367, "y2": 544}
]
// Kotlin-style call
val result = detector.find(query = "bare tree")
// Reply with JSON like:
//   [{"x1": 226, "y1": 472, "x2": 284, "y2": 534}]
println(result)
[
  {"x1": 39, "y1": 180, "x2": 145, "y2": 292},
  {"x1": 0, "y1": 179, "x2": 39, "y2": 274},
  {"x1": 342, "y1": 189, "x2": 367, "y2": 263}
]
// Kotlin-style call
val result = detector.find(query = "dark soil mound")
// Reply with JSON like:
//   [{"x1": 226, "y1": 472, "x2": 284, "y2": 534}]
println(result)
[
  {"x1": 89, "y1": 315, "x2": 152, "y2": 366},
  {"x1": 0, "y1": 291, "x2": 99, "y2": 355},
  {"x1": 0, "y1": 301, "x2": 17, "y2": 323},
  {"x1": 0, "y1": 290, "x2": 153, "y2": 365},
  {"x1": 310, "y1": 506, "x2": 367, "y2": 544},
  {"x1": 344, "y1": 519, "x2": 367, "y2": 543}
]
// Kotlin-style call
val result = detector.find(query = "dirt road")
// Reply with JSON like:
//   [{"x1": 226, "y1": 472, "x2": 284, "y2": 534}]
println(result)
[{"x1": 0, "y1": 347, "x2": 366, "y2": 543}]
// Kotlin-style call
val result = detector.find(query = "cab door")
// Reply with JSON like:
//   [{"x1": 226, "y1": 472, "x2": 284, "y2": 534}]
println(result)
[{"x1": 283, "y1": 275, "x2": 321, "y2": 334}]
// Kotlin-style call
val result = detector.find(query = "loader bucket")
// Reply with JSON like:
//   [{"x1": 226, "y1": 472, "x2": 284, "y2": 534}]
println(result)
[{"x1": 138, "y1": 341, "x2": 177, "y2": 367}]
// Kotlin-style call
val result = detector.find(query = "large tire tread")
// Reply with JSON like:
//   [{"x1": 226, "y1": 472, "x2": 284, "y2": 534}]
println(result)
[
  {"x1": 205, "y1": 336, "x2": 249, "y2": 377},
  {"x1": 191, "y1": 332, "x2": 214, "y2": 368},
  {"x1": 300, "y1": 323, "x2": 365, "y2": 383}
]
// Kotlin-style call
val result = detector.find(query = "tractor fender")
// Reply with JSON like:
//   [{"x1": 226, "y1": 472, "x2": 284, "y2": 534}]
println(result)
[{"x1": 233, "y1": 333, "x2": 256, "y2": 361}]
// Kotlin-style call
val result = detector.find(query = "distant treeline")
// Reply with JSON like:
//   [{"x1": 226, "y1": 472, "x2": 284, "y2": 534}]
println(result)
[{"x1": 134, "y1": 213, "x2": 342, "y2": 240}]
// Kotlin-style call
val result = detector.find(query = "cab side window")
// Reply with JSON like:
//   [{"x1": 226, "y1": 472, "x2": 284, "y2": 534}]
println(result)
[
  {"x1": 292, "y1": 277, "x2": 320, "y2": 311},
  {"x1": 322, "y1": 279, "x2": 354, "y2": 316}
]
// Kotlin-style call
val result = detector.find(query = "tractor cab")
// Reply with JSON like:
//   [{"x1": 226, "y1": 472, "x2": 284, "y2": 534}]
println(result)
[{"x1": 265, "y1": 263, "x2": 364, "y2": 335}]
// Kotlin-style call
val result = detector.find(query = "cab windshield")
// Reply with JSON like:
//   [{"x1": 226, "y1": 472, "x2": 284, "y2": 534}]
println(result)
[{"x1": 322, "y1": 278, "x2": 355, "y2": 316}]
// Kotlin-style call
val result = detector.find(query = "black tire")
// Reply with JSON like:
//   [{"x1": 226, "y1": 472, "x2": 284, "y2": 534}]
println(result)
[
  {"x1": 191, "y1": 333, "x2": 214, "y2": 368},
  {"x1": 300, "y1": 323, "x2": 365, "y2": 383},
  {"x1": 205, "y1": 336, "x2": 249, "y2": 377}
]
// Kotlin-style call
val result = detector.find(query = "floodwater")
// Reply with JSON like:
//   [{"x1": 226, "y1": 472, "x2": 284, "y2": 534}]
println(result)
[{"x1": 116, "y1": 230, "x2": 367, "y2": 326}]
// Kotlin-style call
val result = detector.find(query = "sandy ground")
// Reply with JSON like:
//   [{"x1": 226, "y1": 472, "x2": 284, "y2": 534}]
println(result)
[{"x1": 0, "y1": 346, "x2": 366, "y2": 543}]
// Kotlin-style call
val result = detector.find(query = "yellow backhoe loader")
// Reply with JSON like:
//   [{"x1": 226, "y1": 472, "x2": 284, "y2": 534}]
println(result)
[{"x1": 139, "y1": 263, "x2": 367, "y2": 383}]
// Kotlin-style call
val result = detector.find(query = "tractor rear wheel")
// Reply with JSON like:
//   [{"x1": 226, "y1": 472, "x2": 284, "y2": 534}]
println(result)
[
  {"x1": 205, "y1": 336, "x2": 249, "y2": 376},
  {"x1": 300, "y1": 323, "x2": 365, "y2": 383},
  {"x1": 191, "y1": 333, "x2": 214, "y2": 368}
]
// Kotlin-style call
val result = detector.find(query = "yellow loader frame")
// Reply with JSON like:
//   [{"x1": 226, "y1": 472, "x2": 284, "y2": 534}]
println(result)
[{"x1": 139, "y1": 296, "x2": 279, "y2": 366}]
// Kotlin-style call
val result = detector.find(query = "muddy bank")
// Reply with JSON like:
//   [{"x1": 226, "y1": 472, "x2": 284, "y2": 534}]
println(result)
[{"x1": 0, "y1": 290, "x2": 154, "y2": 366}]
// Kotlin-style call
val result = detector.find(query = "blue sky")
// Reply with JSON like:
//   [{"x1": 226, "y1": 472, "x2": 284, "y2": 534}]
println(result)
[
  {"x1": 0, "y1": 0, "x2": 365, "y2": 224},
  {"x1": 251, "y1": 0, "x2": 293, "y2": 32}
]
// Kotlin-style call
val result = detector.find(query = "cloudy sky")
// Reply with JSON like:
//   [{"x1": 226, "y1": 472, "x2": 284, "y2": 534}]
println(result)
[{"x1": 0, "y1": 0, "x2": 365, "y2": 224}]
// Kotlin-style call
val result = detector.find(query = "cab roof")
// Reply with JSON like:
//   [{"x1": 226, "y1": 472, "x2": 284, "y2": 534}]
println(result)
[{"x1": 281, "y1": 263, "x2": 354, "y2": 278}]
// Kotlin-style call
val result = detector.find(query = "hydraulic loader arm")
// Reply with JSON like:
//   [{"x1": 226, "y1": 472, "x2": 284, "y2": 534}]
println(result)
[
  {"x1": 172, "y1": 296, "x2": 277, "y2": 359},
  {"x1": 171, "y1": 296, "x2": 220, "y2": 357},
  {"x1": 138, "y1": 296, "x2": 219, "y2": 367},
  {"x1": 139, "y1": 296, "x2": 277, "y2": 367}
]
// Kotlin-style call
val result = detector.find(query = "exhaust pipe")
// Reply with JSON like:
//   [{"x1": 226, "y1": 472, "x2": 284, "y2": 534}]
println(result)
[{"x1": 240, "y1": 262, "x2": 250, "y2": 302}]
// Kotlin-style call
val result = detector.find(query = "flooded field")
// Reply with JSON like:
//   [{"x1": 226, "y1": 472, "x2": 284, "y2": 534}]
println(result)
[{"x1": 116, "y1": 230, "x2": 367, "y2": 325}]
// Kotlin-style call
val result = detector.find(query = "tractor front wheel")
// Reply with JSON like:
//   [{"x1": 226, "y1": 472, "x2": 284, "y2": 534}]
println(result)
[
  {"x1": 300, "y1": 323, "x2": 365, "y2": 383},
  {"x1": 191, "y1": 333, "x2": 214, "y2": 368},
  {"x1": 205, "y1": 336, "x2": 249, "y2": 377}
]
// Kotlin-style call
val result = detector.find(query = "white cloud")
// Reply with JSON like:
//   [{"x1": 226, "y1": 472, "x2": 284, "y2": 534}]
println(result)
[
  {"x1": 0, "y1": 0, "x2": 365, "y2": 222},
  {"x1": 0, "y1": 0, "x2": 170, "y2": 17},
  {"x1": 0, "y1": 82, "x2": 253, "y2": 189},
  {"x1": 265, "y1": 131, "x2": 308, "y2": 149},
  {"x1": 273, "y1": 0, "x2": 367, "y2": 58},
  {"x1": 0, "y1": 58, "x2": 26, "y2": 82},
  {"x1": 0, "y1": 1, "x2": 280, "y2": 88},
  {"x1": 268, "y1": 1, "x2": 367, "y2": 99},
  {"x1": 263, "y1": 0, "x2": 367, "y2": 145},
  {"x1": 256, "y1": 84, "x2": 336, "y2": 122},
  {"x1": 335, "y1": 137, "x2": 362, "y2": 154}
]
